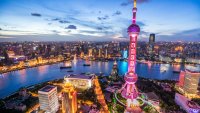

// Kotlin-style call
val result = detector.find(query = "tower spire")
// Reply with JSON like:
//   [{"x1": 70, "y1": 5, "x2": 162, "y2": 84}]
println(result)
[
  {"x1": 134, "y1": 0, "x2": 137, "y2": 8},
  {"x1": 120, "y1": 0, "x2": 143, "y2": 112},
  {"x1": 132, "y1": 0, "x2": 137, "y2": 24}
]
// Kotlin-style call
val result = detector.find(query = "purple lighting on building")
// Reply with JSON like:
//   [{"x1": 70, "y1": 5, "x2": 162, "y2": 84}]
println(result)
[{"x1": 121, "y1": 0, "x2": 141, "y2": 109}]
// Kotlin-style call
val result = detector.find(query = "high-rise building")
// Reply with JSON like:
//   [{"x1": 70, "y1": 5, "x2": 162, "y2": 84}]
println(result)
[
  {"x1": 176, "y1": 66, "x2": 200, "y2": 98},
  {"x1": 105, "y1": 48, "x2": 108, "y2": 58},
  {"x1": 149, "y1": 34, "x2": 155, "y2": 44},
  {"x1": 178, "y1": 71, "x2": 185, "y2": 87},
  {"x1": 122, "y1": 49, "x2": 128, "y2": 59},
  {"x1": 38, "y1": 85, "x2": 59, "y2": 113},
  {"x1": 62, "y1": 83, "x2": 77, "y2": 113},
  {"x1": 110, "y1": 61, "x2": 119, "y2": 82},
  {"x1": 98, "y1": 48, "x2": 102, "y2": 58},
  {"x1": 121, "y1": 0, "x2": 142, "y2": 112},
  {"x1": 183, "y1": 70, "x2": 200, "y2": 96},
  {"x1": 88, "y1": 48, "x2": 93, "y2": 57},
  {"x1": 148, "y1": 34, "x2": 155, "y2": 57}
]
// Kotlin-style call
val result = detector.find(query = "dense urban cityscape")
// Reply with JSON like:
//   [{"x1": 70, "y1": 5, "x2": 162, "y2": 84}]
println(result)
[{"x1": 0, "y1": 0, "x2": 200, "y2": 113}]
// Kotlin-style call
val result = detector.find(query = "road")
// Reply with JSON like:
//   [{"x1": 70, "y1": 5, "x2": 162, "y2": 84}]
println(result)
[{"x1": 26, "y1": 103, "x2": 40, "y2": 113}]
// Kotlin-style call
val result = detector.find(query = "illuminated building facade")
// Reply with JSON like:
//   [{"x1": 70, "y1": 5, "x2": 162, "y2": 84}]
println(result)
[
  {"x1": 88, "y1": 48, "x2": 93, "y2": 57},
  {"x1": 121, "y1": 0, "x2": 142, "y2": 112},
  {"x1": 175, "y1": 93, "x2": 200, "y2": 113},
  {"x1": 64, "y1": 74, "x2": 94, "y2": 90},
  {"x1": 122, "y1": 49, "x2": 128, "y2": 59},
  {"x1": 110, "y1": 61, "x2": 119, "y2": 82},
  {"x1": 176, "y1": 66, "x2": 200, "y2": 98},
  {"x1": 7, "y1": 50, "x2": 15, "y2": 57},
  {"x1": 98, "y1": 48, "x2": 102, "y2": 58},
  {"x1": 178, "y1": 71, "x2": 185, "y2": 87},
  {"x1": 183, "y1": 70, "x2": 200, "y2": 96},
  {"x1": 62, "y1": 83, "x2": 77, "y2": 113},
  {"x1": 80, "y1": 52, "x2": 84, "y2": 58},
  {"x1": 186, "y1": 58, "x2": 200, "y2": 64},
  {"x1": 38, "y1": 85, "x2": 59, "y2": 113},
  {"x1": 105, "y1": 48, "x2": 108, "y2": 58}
]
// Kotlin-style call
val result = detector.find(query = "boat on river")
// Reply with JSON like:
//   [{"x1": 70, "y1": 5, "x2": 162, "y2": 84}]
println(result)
[{"x1": 60, "y1": 61, "x2": 72, "y2": 69}]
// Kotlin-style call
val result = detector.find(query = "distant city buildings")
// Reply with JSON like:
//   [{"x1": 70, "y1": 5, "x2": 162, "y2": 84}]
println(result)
[
  {"x1": 0, "y1": 41, "x2": 200, "y2": 68},
  {"x1": 186, "y1": 58, "x2": 200, "y2": 64},
  {"x1": 38, "y1": 85, "x2": 59, "y2": 113}
]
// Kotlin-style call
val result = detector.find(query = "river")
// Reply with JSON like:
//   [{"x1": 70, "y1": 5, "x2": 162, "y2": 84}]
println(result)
[{"x1": 0, "y1": 60, "x2": 184, "y2": 98}]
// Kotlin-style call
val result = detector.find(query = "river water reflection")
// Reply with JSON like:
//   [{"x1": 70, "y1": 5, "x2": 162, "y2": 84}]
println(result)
[{"x1": 0, "y1": 60, "x2": 184, "y2": 98}]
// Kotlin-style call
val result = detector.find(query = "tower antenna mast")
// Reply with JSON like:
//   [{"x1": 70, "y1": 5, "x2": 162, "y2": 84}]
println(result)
[{"x1": 132, "y1": 0, "x2": 137, "y2": 24}]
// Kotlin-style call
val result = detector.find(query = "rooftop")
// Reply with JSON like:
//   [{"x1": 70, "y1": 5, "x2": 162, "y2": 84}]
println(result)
[
  {"x1": 65, "y1": 74, "x2": 94, "y2": 80},
  {"x1": 175, "y1": 93, "x2": 200, "y2": 109},
  {"x1": 185, "y1": 65, "x2": 200, "y2": 73},
  {"x1": 39, "y1": 85, "x2": 56, "y2": 92},
  {"x1": 145, "y1": 92, "x2": 159, "y2": 101}
]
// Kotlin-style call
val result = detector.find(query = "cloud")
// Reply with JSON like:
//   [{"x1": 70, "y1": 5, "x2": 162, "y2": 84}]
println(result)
[
  {"x1": 52, "y1": 30, "x2": 60, "y2": 34},
  {"x1": 52, "y1": 18, "x2": 60, "y2": 21},
  {"x1": 96, "y1": 26, "x2": 112, "y2": 31},
  {"x1": 59, "y1": 20, "x2": 70, "y2": 24},
  {"x1": 0, "y1": 35, "x2": 14, "y2": 39},
  {"x1": 0, "y1": 28, "x2": 2, "y2": 30},
  {"x1": 50, "y1": 18, "x2": 70, "y2": 24},
  {"x1": 121, "y1": 0, "x2": 150, "y2": 6},
  {"x1": 0, "y1": 34, "x2": 127, "y2": 42},
  {"x1": 31, "y1": 13, "x2": 42, "y2": 17},
  {"x1": 136, "y1": 21, "x2": 146, "y2": 28},
  {"x1": 79, "y1": 30, "x2": 108, "y2": 37},
  {"x1": 96, "y1": 27, "x2": 103, "y2": 30},
  {"x1": 65, "y1": 25, "x2": 77, "y2": 29},
  {"x1": 68, "y1": 17, "x2": 112, "y2": 32},
  {"x1": 112, "y1": 11, "x2": 122, "y2": 16},
  {"x1": 97, "y1": 15, "x2": 109, "y2": 20},
  {"x1": 157, "y1": 28, "x2": 200, "y2": 41}
]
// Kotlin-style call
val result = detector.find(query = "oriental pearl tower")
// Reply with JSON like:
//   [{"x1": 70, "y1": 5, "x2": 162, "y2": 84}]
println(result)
[{"x1": 120, "y1": 0, "x2": 142, "y2": 112}]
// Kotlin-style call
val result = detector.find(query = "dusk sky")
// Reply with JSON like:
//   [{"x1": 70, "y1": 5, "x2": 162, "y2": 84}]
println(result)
[{"x1": 0, "y1": 0, "x2": 200, "y2": 42}]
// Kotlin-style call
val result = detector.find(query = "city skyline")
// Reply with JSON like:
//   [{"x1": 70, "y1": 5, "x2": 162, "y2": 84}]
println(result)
[{"x1": 0, "y1": 0, "x2": 200, "y2": 42}]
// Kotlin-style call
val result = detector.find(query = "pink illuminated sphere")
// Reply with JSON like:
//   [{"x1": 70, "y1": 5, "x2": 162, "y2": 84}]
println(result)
[{"x1": 128, "y1": 24, "x2": 140, "y2": 33}]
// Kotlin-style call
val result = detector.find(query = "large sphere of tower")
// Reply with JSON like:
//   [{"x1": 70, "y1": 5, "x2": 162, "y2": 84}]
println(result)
[{"x1": 128, "y1": 24, "x2": 140, "y2": 34}]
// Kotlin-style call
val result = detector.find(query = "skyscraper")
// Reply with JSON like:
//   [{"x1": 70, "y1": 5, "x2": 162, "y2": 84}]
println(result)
[
  {"x1": 38, "y1": 85, "x2": 59, "y2": 113},
  {"x1": 110, "y1": 61, "x2": 119, "y2": 82},
  {"x1": 88, "y1": 48, "x2": 93, "y2": 57},
  {"x1": 149, "y1": 34, "x2": 155, "y2": 45},
  {"x1": 62, "y1": 83, "x2": 77, "y2": 113},
  {"x1": 98, "y1": 48, "x2": 102, "y2": 58},
  {"x1": 148, "y1": 34, "x2": 155, "y2": 57},
  {"x1": 178, "y1": 71, "x2": 185, "y2": 87},
  {"x1": 122, "y1": 49, "x2": 128, "y2": 59},
  {"x1": 176, "y1": 66, "x2": 200, "y2": 98},
  {"x1": 121, "y1": 0, "x2": 142, "y2": 112}
]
